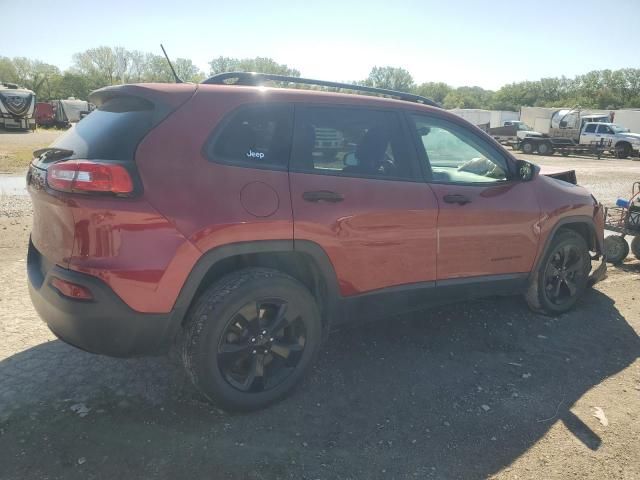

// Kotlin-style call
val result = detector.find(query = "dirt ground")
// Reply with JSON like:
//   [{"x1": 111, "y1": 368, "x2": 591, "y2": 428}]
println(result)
[{"x1": 0, "y1": 150, "x2": 639, "y2": 480}]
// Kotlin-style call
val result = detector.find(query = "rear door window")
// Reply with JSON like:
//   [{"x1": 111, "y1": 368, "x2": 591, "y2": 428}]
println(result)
[
  {"x1": 290, "y1": 106, "x2": 417, "y2": 181},
  {"x1": 584, "y1": 124, "x2": 597, "y2": 133},
  {"x1": 205, "y1": 104, "x2": 293, "y2": 170}
]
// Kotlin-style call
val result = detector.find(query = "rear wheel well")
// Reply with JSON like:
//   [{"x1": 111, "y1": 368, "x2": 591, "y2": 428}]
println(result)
[{"x1": 186, "y1": 251, "x2": 330, "y2": 330}]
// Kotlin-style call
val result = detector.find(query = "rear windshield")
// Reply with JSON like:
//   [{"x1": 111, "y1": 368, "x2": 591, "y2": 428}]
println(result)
[{"x1": 51, "y1": 96, "x2": 158, "y2": 161}]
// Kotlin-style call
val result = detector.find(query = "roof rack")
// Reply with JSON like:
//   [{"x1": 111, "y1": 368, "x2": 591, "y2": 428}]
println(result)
[{"x1": 202, "y1": 72, "x2": 439, "y2": 107}]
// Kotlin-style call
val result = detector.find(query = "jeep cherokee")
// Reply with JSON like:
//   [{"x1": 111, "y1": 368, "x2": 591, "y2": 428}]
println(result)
[{"x1": 27, "y1": 73, "x2": 607, "y2": 411}]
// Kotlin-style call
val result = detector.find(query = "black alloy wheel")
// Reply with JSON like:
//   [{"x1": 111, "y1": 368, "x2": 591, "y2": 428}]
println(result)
[
  {"x1": 542, "y1": 243, "x2": 587, "y2": 306},
  {"x1": 217, "y1": 299, "x2": 306, "y2": 393}
]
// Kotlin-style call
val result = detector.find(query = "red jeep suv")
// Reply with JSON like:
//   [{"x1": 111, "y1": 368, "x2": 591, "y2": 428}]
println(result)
[{"x1": 27, "y1": 73, "x2": 607, "y2": 410}]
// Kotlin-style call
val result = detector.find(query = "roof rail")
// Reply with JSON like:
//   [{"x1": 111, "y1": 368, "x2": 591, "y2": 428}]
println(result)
[{"x1": 202, "y1": 72, "x2": 439, "y2": 107}]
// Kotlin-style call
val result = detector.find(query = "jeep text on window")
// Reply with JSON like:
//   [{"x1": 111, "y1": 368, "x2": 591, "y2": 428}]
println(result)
[{"x1": 206, "y1": 104, "x2": 293, "y2": 169}]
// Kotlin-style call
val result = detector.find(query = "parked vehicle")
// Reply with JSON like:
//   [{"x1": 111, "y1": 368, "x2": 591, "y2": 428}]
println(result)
[
  {"x1": 518, "y1": 108, "x2": 640, "y2": 158},
  {"x1": 27, "y1": 73, "x2": 607, "y2": 411},
  {"x1": 450, "y1": 109, "x2": 519, "y2": 131},
  {"x1": 0, "y1": 82, "x2": 36, "y2": 130},
  {"x1": 34, "y1": 102, "x2": 55, "y2": 127},
  {"x1": 603, "y1": 182, "x2": 640, "y2": 264},
  {"x1": 488, "y1": 120, "x2": 537, "y2": 147}
]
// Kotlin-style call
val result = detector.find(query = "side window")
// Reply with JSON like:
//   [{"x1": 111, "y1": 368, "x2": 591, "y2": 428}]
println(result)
[
  {"x1": 584, "y1": 124, "x2": 597, "y2": 133},
  {"x1": 411, "y1": 114, "x2": 509, "y2": 184},
  {"x1": 206, "y1": 104, "x2": 292, "y2": 169},
  {"x1": 596, "y1": 124, "x2": 612, "y2": 134},
  {"x1": 291, "y1": 106, "x2": 415, "y2": 180}
]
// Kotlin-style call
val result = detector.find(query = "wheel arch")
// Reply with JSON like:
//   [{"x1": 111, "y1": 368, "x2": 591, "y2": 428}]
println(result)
[
  {"x1": 530, "y1": 216, "x2": 601, "y2": 279},
  {"x1": 615, "y1": 140, "x2": 631, "y2": 150},
  {"x1": 168, "y1": 240, "x2": 341, "y2": 339}
]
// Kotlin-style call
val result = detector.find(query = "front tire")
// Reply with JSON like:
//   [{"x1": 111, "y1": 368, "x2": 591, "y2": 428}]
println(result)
[
  {"x1": 526, "y1": 230, "x2": 591, "y2": 315},
  {"x1": 181, "y1": 268, "x2": 322, "y2": 411},
  {"x1": 605, "y1": 235, "x2": 629, "y2": 264}
]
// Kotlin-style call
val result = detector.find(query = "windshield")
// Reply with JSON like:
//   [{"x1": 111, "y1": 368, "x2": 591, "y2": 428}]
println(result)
[
  {"x1": 610, "y1": 124, "x2": 630, "y2": 133},
  {"x1": 517, "y1": 123, "x2": 533, "y2": 131}
]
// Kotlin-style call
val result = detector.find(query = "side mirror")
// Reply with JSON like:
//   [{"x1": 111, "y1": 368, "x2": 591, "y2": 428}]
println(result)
[
  {"x1": 344, "y1": 152, "x2": 358, "y2": 167},
  {"x1": 516, "y1": 159, "x2": 536, "y2": 181}
]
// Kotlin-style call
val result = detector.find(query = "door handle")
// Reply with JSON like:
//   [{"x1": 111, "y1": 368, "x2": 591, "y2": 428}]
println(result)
[
  {"x1": 443, "y1": 194, "x2": 471, "y2": 205},
  {"x1": 302, "y1": 190, "x2": 344, "y2": 203}
]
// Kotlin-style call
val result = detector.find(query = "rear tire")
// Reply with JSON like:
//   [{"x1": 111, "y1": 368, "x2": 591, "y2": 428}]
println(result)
[
  {"x1": 537, "y1": 142, "x2": 553, "y2": 155},
  {"x1": 604, "y1": 235, "x2": 629, "y2": 264},
  {"x1": 525, "y1": 230, "x2": 591, "y2": 316},
  {"x1": 615, "y1": 142, "x2": 631, "y2": 159},
  {"x1": 629, "y1": 236, "x2": 640, "y2": 260},
  {"x1": 181, "y1": 268, "x2": 322, "y2": 411},
  {"x1": 521, "y1": 141, "x2": 535, "y2": 155}
]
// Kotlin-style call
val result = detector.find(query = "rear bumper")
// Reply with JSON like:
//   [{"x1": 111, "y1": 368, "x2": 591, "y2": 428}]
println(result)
[{"x1": 27, "y1": 239, "x2": 175, "y2": 357}]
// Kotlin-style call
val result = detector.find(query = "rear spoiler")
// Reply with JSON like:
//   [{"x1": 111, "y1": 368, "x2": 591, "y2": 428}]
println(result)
[{"x1": 89, "y1": 83, "x2": 197, "y2": 109}]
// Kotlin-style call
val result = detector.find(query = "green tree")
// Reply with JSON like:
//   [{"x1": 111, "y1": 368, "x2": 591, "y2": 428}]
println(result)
[
  {"x1": 0, "y1": 56, "x2": 18, "y2": 84},
  {"x1": 413, "y1": 82, "x2": 452, "y2": 104},
  {"x1": 72, "y1": 46, "x2": 118, "y2": 88},
  {"x1": 8, "y1": 57, "x2": 61, "y2": 99},
  {"x1": 208, "y1": 56, "x2": 300, "y2": 77},
  {"x1": 363, "y1": 66, "x2": 414, "y2": 92},
  {"x1": 174, "y1": 58, "x2": 205, "y2": 82}
]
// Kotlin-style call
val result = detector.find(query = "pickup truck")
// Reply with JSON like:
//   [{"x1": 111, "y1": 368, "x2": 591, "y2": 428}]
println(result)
[
  {"x1": 519, "y1": 119, "x2": 640, "y2": 158},
  {"x1": 580, "y1": 122, "x2": 640, "y2": 158},
  {"x1": 489, "y1": 121, "x2": 537, "y2": 147}
]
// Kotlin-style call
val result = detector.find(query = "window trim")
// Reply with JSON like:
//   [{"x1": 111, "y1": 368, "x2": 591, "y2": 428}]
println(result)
[
  {"x1": 289, "y1": 104, "x2": 424, "y2": 183},
  {"x1": 405, "y1": 111, "x2": 518, "y2": 186},
  {"x1": 202, "y1": 102, "x2": 294, "y2": 172}
]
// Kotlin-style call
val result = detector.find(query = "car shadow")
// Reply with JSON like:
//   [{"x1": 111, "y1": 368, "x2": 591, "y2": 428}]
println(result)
[{"x1": 0, "y1": 288, "x2": 638, "y2": 479}]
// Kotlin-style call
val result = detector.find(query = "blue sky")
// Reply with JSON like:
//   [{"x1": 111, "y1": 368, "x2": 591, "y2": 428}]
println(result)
[{"x1": 3, "y1": 0, "x2": 639, "y2": 89}]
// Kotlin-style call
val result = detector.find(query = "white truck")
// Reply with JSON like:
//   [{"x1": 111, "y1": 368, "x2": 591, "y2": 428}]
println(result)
[{"x1": 517, "y1": 108, "x2": 640, "y2": 158}]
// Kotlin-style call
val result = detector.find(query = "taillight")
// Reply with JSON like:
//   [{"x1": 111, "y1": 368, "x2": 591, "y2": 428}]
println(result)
[{"x1": 47, "y1": 160, "x2": 134, "y2": 194}]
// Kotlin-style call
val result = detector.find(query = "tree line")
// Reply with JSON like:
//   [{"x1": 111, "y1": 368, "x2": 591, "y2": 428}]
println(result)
[{"x1": 1, "y1": 46, "x2": 639, "y2": 110}]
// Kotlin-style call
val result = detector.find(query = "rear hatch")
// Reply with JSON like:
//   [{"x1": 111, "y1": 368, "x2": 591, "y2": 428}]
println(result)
[{"x1": 27, "y1": 83, "x2": 196, "y2": 268}]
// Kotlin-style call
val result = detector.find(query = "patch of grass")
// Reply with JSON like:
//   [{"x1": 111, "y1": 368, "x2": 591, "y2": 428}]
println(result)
[{"x1": 0, "y1": 148, "x2": 39, "y2": 173}]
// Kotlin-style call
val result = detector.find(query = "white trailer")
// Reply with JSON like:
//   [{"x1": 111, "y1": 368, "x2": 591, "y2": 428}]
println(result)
[
  {"x1": 614, "y1": 109, "x2": 640, "y2": 134},
  {"x1": 449, "y1": 109, "x2": 519, "y2": 129}
]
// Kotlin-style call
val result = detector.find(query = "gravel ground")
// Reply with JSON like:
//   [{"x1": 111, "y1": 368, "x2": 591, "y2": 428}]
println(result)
[{"x1": 0, "y1": 151, "x2": 639, "y2": 480}]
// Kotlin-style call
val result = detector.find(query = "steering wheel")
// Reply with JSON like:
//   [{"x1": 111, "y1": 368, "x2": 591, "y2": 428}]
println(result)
[{"x1": 457, "y1": 157, "x2": 505, "y2": 179}]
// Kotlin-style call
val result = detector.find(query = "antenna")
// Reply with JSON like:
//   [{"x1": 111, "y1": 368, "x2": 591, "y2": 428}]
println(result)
[{"x1": 160, "y1": 44, "x2": 183, "y2": 84}]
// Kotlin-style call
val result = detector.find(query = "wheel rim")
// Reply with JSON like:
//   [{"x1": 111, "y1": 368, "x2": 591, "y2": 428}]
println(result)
[
  {"x1": 523, "y1": 143, "x2": 533, "y2": 154},
  {"x1": 217, "y1": 299, "x2": 307, "y2": 393},
  {"x1": 543, "y1": 244, "x2": 585, "y2": 305},
  {"x1": 539, "y1": 144, "x2": 548, "y2": 154}
]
